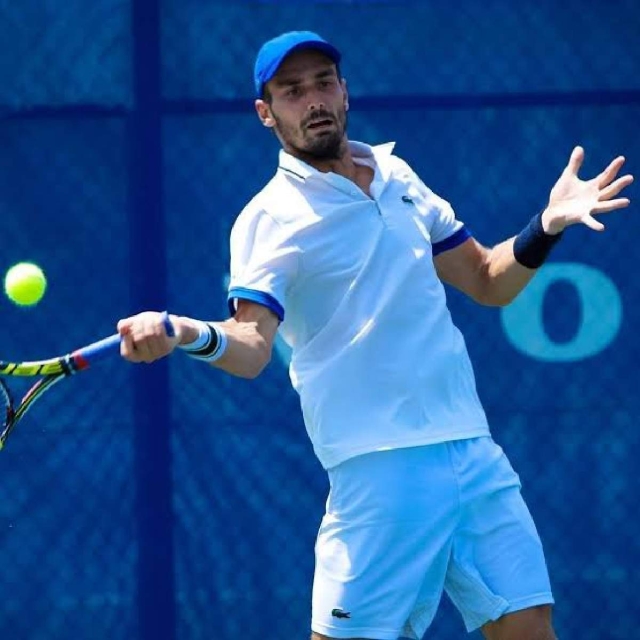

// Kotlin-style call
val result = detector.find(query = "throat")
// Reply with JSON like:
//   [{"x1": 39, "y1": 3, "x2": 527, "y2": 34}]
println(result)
[
  {"x1": 352, "y1": 163, "x2": 374, "y2": 198},
  {"x1": 327, "y1": 160, "x2": 374, "y2": 198}
]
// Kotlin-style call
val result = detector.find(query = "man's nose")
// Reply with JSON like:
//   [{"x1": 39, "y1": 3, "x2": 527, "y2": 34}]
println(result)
[{"x1": 306, "y1": 93, "x2": 325, "y2": 111}]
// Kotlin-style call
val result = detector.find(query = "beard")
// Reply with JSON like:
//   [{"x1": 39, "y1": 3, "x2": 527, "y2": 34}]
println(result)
[
  {"x1": 300, "y1": 120, "x2": 346, "y2": 159},
  {"x1": 273, "y1": 108, "x2": 348, "y2": 161}
]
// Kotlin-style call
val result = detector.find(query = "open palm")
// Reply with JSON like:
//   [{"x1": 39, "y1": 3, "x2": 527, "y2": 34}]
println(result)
[{"x1": 543, "y1": 146, "x2": 633, "y2": 234}]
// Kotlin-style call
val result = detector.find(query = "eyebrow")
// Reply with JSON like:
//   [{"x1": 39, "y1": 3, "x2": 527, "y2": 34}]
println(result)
[{"x1": 273, "y1": 68, "x2": 336, "y2": 88}]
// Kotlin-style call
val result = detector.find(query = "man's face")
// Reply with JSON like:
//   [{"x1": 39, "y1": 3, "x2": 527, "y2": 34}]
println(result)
[{"x1": 256, "y1": 49, "x2": 348, "y2": 160}]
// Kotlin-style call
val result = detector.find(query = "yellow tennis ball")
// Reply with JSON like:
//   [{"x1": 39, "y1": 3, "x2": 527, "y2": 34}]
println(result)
[{"x1": 4, "y1": 262, "x2": 47, "y2": 307}]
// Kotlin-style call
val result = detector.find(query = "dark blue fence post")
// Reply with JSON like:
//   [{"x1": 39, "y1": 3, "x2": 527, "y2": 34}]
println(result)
[{"x1": 128, "y1": 0, "x2": 175, "y2": 638}]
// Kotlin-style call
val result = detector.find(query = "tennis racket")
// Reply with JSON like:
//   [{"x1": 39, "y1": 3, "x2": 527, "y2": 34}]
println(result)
[{"x1": 0, "y1": 312, "x2": 175, "y2": 450}]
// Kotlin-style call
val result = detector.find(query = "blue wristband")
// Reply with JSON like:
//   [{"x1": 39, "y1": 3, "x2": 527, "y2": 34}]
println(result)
[{"x1": 513, "y1": 212, "x2": 563, "y2": 269}]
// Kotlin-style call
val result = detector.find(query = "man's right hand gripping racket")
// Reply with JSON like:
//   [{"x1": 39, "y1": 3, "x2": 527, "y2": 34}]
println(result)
[{"x1": 0, "y1": 313, "x2": 174, "y2": 450}]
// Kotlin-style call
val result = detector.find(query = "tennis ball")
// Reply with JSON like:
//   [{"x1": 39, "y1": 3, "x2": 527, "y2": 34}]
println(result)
[{"x1": 3, "y1": 262, "x2": 47, "y2": 307}]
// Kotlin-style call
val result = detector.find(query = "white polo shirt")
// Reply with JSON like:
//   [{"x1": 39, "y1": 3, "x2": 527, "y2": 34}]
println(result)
[{"x1": 228, "y1": 141, "x2": 489, "y2": 469}]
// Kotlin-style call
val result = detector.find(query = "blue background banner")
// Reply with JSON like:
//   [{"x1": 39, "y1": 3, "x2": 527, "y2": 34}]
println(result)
[{"x1": 1, "y1": 2, "x2": 638, "y2": 638}]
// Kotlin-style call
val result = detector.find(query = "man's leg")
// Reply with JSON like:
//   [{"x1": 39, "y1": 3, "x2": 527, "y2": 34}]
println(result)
[
  {"x1": 312, "y1": 446, "x2": 459, "y2": 640},
  {"x1": 444, "y1": 438, "x2": 555, "y2": 635},
  {"x1": 481, "y1": 604, "x2": 556, "y2": 640}
]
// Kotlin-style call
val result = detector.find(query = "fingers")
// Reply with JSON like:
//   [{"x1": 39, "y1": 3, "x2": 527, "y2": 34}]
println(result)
[
  {"x1": 117, "y1": 311, "x2": 177, "y2": 363},
  {"x1": 565, "y1": 146, "x2": 585, "y2": 176},
  {"x1": 598, "y1": 174, "x2": 634, "y2": 201},
  {"x1": 582, "y1": 214, "x2": 605, "y2": 232},
  {"x1": 592, "y1": 198, "x2": 631, "y2": 214},
  {"x1": 119, "y1": 331, "x2": 138, "y2": 360},
  {"x1": 117, "y1": 317, "x2": 134, "y2": 335},
  {"x1": 595, "y1": 155, "x2": 627, "y2": 188}
]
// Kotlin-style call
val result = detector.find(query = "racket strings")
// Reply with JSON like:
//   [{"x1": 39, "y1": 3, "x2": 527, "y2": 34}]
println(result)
[
  {"x1": 0, "y1": 375, "x2": 65, "y2": 448},
  {"x1": 0, "y1": 330, "x2": 121, "y2": 449},
  {"x1": 0, "y1": 380, "x2": 15, "y2": 445},
  {"x1": 14, "y1": 376, "x2": 65, "y2": 422}
]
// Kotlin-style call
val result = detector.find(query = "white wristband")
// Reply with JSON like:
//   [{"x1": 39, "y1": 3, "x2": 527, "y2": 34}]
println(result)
[
  {"x1": 208, "y1": 325, "x2": 228, "y2": 363},
  {"x1": 177, "y1": 320, "x2": 211, "y2": 352},
  {"x1": 178, "y1": 321, "x2": 227, "y2": 363}
]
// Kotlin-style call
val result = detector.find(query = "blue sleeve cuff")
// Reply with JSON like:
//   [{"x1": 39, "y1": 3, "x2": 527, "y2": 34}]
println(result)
[
  {"x1": 432, "y1": 226, "x2": 472, "y2": 256},
  {"x1": 227, "y1": 287, "x2": 285, "y2": 321}
]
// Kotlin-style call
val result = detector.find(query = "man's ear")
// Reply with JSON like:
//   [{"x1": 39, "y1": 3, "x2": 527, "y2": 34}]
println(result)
[{"x1": 255, "y1": 99, "x2": 276, "y2": 128}]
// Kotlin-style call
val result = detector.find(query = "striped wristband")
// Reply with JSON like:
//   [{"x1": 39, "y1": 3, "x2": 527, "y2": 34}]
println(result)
[{"x1": 178, "y1": 321, "x2": 227, "y2": 362}]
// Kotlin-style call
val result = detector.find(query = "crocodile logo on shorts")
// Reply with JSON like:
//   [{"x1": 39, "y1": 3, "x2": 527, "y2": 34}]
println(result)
[{"x1": 331, "y1": 608, "x2": 351, "y2": 619}]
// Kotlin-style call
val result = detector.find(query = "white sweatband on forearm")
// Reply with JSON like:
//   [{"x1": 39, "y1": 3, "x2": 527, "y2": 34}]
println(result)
[{"x1": 178, "y1": 320, "x2": 228, "y2": 362}]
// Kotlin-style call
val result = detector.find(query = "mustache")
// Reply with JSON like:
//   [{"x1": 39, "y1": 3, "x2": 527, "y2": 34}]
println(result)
[{"x1": 302, "y1": 111, "x2": 335, "y2": 127}]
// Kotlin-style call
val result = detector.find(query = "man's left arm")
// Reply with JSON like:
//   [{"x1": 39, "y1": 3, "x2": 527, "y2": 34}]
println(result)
[{"x1": 434, "y1": 146, "x2": 633, "y2": 306}]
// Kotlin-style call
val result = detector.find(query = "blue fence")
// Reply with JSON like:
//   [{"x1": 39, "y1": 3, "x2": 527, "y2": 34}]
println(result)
[{"x1": 1, "y1": 1, "x2": 639, "y2": 638}]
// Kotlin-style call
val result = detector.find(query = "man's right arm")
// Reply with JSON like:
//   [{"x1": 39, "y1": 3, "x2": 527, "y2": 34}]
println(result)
[
  {"x1": 118, "y1": 300, "x2": 280, "y2": 379},
  {"x1": 175, "y1": 300, "x2": 280, "y2": 379}
]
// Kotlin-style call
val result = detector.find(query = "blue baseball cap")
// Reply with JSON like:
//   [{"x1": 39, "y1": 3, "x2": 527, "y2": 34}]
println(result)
[{"x1": 254, "y1": 31, "x2": 341, "y2": 97}]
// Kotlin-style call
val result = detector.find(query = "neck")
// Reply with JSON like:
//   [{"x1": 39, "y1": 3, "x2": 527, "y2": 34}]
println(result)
[{"x1": 285, "y1": 138, "x2": 356, "y2": 179}]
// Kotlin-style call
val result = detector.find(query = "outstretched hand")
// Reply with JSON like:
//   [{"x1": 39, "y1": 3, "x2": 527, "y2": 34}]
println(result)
[{"x1": 542, "y1": 146, "x2": 633, "y2": 234}]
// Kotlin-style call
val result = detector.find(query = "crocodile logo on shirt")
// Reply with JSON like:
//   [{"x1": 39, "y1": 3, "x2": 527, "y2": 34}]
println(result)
[{"x1": 331, "y1": 608, "x2": 351, "y2": 619}]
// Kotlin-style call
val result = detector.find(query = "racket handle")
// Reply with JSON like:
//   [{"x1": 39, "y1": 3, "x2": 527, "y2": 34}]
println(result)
[
  {"x1": 163, "y1": 312, "x2": 176, "y2": 338},
  {"x1": 73, "y1": 311, "x2": 176, "y2": 368}
]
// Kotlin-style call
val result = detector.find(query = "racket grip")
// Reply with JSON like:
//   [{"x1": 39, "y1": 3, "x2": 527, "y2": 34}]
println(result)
[
  {"x1": 74, "y1": 334, "x2": 122, "y2": 366},
  {"x1": 162, "y1": 311, "x2": 176, "y2": 338},
  {"x1": 73, "y1": 311, "x2": 176, "y2": 367}
]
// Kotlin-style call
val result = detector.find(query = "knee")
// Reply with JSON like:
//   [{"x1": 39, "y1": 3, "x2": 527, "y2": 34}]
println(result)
[{"x1": 482, "y1": 604, "x2": 556, "y2": 640}]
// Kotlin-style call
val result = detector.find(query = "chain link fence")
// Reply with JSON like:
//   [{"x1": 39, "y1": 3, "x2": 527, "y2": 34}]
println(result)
[{"x1": 1, "y1": 1, "x2": 639, "y2": 639}]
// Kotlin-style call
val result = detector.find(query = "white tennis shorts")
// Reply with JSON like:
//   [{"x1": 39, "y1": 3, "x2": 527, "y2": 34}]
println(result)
[{"x1": 311, "y1": 437, "x2": 554, "y2": 639}]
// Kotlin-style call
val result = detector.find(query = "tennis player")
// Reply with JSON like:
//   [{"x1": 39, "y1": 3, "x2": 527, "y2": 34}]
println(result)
[{"x1": 118, "y1": 31, "x2": 633, "y2": 640}]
